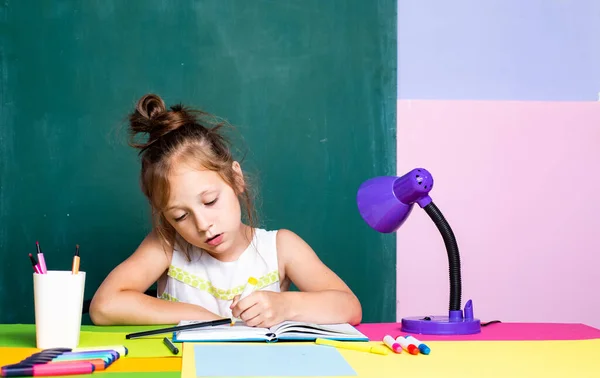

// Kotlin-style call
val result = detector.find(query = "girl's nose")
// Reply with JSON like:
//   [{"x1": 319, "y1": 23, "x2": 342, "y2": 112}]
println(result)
[{"x1": 194, "y1": 213, "x2": 212, "y2": 232}]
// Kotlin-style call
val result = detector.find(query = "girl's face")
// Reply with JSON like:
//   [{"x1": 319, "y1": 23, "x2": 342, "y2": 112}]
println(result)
[{"x1": 163, "y1": 161, "x2": 247, "y2": 260}]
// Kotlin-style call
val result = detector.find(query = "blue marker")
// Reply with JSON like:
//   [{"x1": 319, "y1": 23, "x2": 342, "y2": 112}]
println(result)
[
  {"x1": 52, "y1": 350, "x2": 119, "y2": 364},
  {"x1": 405, "y1": 335, "x2": 431, "y2": 355}
]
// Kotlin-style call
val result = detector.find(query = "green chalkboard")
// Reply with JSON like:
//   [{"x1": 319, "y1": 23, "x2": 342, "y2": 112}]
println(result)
[{"x1": 0, "y1": 0, "x2": 396, "y2": 324}]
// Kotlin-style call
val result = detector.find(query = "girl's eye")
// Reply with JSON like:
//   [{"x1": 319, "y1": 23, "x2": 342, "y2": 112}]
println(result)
[
  {"x1": 174, "y1": 213, "x2": 187, "y2": 222},
  {"x1": 205, "y1": 198, "x2": 218, "y2": 206}
]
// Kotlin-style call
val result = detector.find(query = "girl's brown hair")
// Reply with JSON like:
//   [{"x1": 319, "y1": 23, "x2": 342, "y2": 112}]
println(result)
[{"x1": 128, "y1": 94, "x2": 256, "y2": 257}]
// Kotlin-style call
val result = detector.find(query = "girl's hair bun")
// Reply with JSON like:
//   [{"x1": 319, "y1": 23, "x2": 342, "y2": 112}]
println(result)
[{"x1": 128, "y1": 93, "x2": 194, "y2": 151}]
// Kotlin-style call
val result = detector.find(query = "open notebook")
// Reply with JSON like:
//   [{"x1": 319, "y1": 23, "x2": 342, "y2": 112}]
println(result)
[{"x1": 172, "y1": 320, "x2": 369, "y2": 343}]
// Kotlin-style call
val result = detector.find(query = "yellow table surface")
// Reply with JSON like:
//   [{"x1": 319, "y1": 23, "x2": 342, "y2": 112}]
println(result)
[{"x1": 181, "y1": 340, "x2": 600, "y2": 378}]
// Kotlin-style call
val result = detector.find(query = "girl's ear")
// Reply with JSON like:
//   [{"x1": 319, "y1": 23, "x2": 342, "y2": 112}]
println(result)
[{"x1": 232, "y1": 161, "x2": 245, "y2": 194}]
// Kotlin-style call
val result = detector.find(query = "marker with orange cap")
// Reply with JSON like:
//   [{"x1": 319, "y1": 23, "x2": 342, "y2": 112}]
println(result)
[
  {"x1": 395, "y1": 335, "x2": 419, "y2": 355},
  {"x1": 405, "y1": 334, "x2": 431, "y2": 355},
  {"x1": 383, "y1": 335, "x2": 402, "y2": 353},
  {"x1": 231, "y1": 277, "x2": 258, "y2": 325}
]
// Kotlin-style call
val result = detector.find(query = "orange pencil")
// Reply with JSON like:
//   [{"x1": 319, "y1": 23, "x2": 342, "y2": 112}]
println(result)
[{"x1": 72, "y1": 244, "x2": 80, "y2": 274}]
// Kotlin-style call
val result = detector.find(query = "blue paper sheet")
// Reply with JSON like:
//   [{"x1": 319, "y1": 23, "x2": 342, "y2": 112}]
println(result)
[{"x1": 193, "y1": 344, "x2": 357, "y2": 376}]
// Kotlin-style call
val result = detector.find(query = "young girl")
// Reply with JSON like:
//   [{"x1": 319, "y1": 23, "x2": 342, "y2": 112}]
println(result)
[{"x1": 89, "y1": 94, "x2": 362, "y2": 327}]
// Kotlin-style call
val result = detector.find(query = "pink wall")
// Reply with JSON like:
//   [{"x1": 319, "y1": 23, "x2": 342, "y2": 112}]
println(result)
[{"x1": 396, "y1": 100, "x2": 600, "y2": 328}]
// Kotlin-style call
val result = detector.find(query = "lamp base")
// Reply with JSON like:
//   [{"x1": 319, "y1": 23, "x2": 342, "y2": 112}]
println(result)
[{"x1": 400, "y1": 299, "x2": 482, "y2": 335}]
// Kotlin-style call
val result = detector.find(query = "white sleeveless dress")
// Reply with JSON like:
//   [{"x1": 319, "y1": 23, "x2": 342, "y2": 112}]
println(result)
[{"x1": 157, "y1": 228, "x2": 281, "y2": 318}]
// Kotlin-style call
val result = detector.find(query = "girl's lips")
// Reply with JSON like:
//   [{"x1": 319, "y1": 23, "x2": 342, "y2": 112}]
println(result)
[{"x1": 206, "y1": 234, "x2": 223, "y2": 246}]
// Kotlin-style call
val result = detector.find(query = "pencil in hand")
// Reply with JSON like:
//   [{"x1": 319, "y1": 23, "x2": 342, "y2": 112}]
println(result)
[{"x1": 72, "y1": 244, "x2": 80, "y2": 275}]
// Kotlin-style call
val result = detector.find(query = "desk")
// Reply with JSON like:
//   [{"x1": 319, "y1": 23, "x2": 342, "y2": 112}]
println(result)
[{"x1": 1, "y1": 322, "x2": 599, "y2": 377}]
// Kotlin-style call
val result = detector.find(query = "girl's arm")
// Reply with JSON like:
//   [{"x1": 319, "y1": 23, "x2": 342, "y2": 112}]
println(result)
[
  {"x1": 277, "y1": 229, "x2": 363, "y2": 325},
  {"x1": 89, "y1": 232, "x2": 222, "y2": 325}
]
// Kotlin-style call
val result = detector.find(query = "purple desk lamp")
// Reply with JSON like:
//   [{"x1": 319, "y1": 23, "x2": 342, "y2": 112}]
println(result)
[{"x1": 356, "y1": 168, "x2": 481, "y2": 335}]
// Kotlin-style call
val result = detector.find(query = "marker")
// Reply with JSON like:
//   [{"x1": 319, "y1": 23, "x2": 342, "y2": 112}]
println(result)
[
  {"x1": 18, "y1": 352, "x2": 114, "y2": 371},
  {"x1": 382, "y1": 335, "x2": 402, "y2": 353},
  {"x1": 51, "y1": 351, "x2": 118, "y2": 365},
  {"x1": 231, "y1": 277, "x2": 258, "y2": 325},
  {"x1": 38, "y1": 348, "x2": 71, "y2": 354},
  {"x1": 56, "y1": 349, "x2": 120, "y2": 358},
  {"x1": 52, "y1": 351, "x2": 118, "y2": 364},
  {"x1": 36, "y1": 241, "x2": 47, "y2": 274},
  {"x1": 73, "y1": 345, "x2": 128, "y2": 357},
  {"x1": 28, "y1": 253, "x2": 41, "y2": 274},
  {"x1": 395, "y1": 336, "x2": 419, "y2": 355},
  {"x1": 315, "y1": 338, "x2": 388, "y2": 355},
  {"x1": 20, "y1": 357, "x2": 111, "y2": 371},
  {"x1": 0, "y1": 361, "x2": 95, "y2": 377},
  {"x1": 405, "y1": 335, "x2": 431, "y2": 355},
  {"x1": 11, "y1": 356, "x2": 83, "y2": 365},
  {"x1": 49, "y1": 358, "x2": 110, "y2": 371},
  {"x1": 71, "y1": 244, "x2": 80, "y2": 275},
  {"x1": 163, "y1": 337, "x2": 179, "y2": 355}
]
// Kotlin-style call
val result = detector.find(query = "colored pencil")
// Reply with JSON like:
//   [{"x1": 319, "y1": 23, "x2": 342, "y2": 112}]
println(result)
[
  {"x1": 28, "y1": 253, "x2": 41, "y2": 274},
  {"x1": 72, "y1": 244, "x2": 80, "y2": 274},
  {"x1": 36, "y1": 241, "x2": 47, "y2": 274}
]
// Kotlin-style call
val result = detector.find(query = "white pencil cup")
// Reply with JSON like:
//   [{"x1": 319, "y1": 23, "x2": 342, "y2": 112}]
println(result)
[{"x1": 33, "y1": 270, "x2": 86, "y2": 349}]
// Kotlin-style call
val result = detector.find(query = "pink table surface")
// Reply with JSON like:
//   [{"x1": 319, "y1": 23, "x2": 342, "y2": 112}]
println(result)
[{"x1": 355, "y1": 322, "x2": 600, "y2": 341}]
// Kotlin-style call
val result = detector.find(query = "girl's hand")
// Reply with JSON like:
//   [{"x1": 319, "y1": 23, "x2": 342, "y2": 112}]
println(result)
[{"x1": 230, "y1": 291, "x2": 288, "y2": 328}]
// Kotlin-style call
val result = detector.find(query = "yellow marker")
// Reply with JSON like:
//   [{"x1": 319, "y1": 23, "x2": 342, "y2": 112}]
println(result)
[
  {"x1": 315, "y1": 338, "x2": 389, "y2": 355},
  {"x1": 231, "y1": 277, "x2": 258, "y2": 325}
]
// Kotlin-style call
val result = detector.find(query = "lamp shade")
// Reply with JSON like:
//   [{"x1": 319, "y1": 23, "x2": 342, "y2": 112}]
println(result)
[{"x1": 356, "y1": 168, "x2": 434, "y2": 233}]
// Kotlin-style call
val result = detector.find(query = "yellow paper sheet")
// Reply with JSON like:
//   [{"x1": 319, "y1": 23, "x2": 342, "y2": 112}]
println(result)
[
  {"x1": 0, "y1": 347, "x2": 39, "y2": 367},
  {"x1": 182, "y1": 339, "x2": 600, "y2": 378},
  {"x1": 181, "y1": 343, "x2": 200, "y2": 378},
  {"x1": 78, "y1": 331, "x2": 180, "y2": 358}
]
